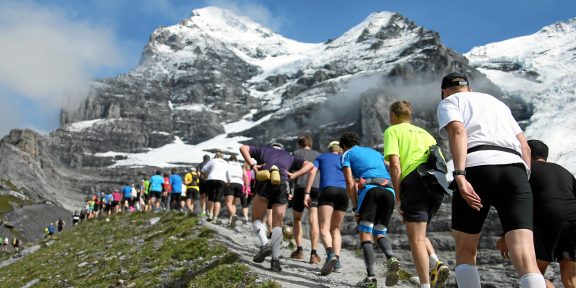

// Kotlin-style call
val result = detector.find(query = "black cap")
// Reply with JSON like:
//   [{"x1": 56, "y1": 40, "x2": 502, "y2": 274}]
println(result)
[{"x1": 441, "y1": 72, "x2": 469, "y2": 89}]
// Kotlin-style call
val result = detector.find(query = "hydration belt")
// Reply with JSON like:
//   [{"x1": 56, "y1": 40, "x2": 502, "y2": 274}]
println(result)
[{"x1": 467, "y1": 145, "x2": 521, "y2": 157}]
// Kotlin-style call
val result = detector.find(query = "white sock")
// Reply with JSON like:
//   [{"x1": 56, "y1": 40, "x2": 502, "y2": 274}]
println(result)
[
  {"x1": 271, "y1": 227, "x2": 283, "y2": 258},
  {"x1": 253, "y1": 220, "x2": 268, "y2": 246},
  {"x1": 455, "y1": 264, "x2": 481, "y2": 288},
  {"x1": 520, "y1": 273, "x2": 545, "y2": 288},
  {"x1": 421, "y1": 284, "x2": 431, "y2": 288},
  {"x1": 429, "y1": 254, "x2": 439, "y2": 269}
]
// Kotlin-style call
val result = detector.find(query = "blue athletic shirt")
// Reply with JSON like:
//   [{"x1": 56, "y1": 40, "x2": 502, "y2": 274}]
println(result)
[
  {"x1": 122, "y1": 185, "x2": 132, "y2": 198},
  {"x1": 105, "y1": 194, "x2": 113, "y2": 204},
  {"x1": 313, "y1": 153, "x2": 346, "y2": 190},
  {"x1": 170, "y1": 174, "x2": 184, "y2": 193},
  {"x1": 341, "y1": 145, "x2": 394, "y2": 212},
  {"x1": 149, "y1": 175, "x2": 164, "y2": 192}
]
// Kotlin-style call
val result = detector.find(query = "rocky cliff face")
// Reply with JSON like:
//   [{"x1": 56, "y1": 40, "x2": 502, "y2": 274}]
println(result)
[
  {"x1": 0, "y1": 7, "x2": 551, "y2": 285},
  {"x1": 53, "y1": 7, "x2": 528, "y2": 163}
]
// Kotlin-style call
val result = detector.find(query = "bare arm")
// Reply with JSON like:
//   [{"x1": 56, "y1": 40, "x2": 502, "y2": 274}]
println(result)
[
  {"x1": 343, "y1": 167, "x2": 357, "y2": 211},
  {"x1": 446, "y1": 121, "x2": 482, "y2": 211},
  {"x1": 516, "y1": 133, "x2": 531, "y2": 171},
  {"x1": 304, "y1": 167, "x2": 318, "y2": 208},
  {"x1": 388, "y1": 155, "x2": 402, "y2": 206},
  {"x1": 289, "y1": 161, "x2": 314, "y2": 180}
]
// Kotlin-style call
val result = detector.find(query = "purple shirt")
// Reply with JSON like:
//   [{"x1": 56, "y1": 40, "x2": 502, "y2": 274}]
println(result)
[{"x1": 249, "y1": 146, "x2": 305, "y2": 181}]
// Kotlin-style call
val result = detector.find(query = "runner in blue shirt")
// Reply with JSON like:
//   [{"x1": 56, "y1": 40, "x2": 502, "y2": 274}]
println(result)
[
  {"x1": 169, "y1": 169, "x2": 184, "y2": 211},
  {"x1": 339, "y1": 132, "x2": 400, "y2": 287},
  {"x1": 304, "y1": 141, "x2": 348, "y2": 275}
]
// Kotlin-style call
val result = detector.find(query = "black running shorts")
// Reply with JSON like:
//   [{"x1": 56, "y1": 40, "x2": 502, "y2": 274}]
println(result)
[
  {"x1": 318, "y1": 186, "x2": 349, "y2": 212},
  {"x1": 206, "y1": 180, "x2": 226, "y2": 202},
  {"x1": 292, "y1": 187, "x2": 319, "y2": 212},
  {"x1": 150, "y1": 190, "x2": 162, "y2": 199},
  {"x1": 358, "y1": 186, "x2": 395, "y2": 227},
  {"x1": 186, "y1": 188, "x2": 199, "y2": 200},
  {"x1": 254, "y1": 181, "x2": 288, "y2": 206},
  {"x1": 400, "y1": 170, "x2": 443, "y2": 223},
  {"x1": 199, "y1": 180, "x2": 208, "y2": 195},
  {"x1": 452, "y1": 163, "x2": 533, "y2": 234},
  {"x1": 225, "y1": 183, "x2": 244, "y2": 198},
  {"x1": 534, "y1": 220, "x2": 576, "y2": 262}
]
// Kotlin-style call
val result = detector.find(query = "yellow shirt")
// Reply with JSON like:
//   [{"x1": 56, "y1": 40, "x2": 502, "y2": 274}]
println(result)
[{"x1": 384, "y1": 122, "x2": 437, "y2": 180}]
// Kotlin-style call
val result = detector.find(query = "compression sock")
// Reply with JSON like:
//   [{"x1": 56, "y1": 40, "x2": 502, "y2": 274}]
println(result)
[
  {"x1": 361, "y1": 241, "x2": 376, "y2": 277},
  {"x1": 270, "y1": 227, "x2": 283, "y2": 259},
  {"x1": 376, "y1": 237, "x2": 395, "y2": 259},
  {"x1": 252, "y1": 220, "x2": 268, "y2": 246},
  {"x1": 455, "y1": 264, "x2": 481, "y2": 288},
  {"x1": 520, "y1": 273, "x2": 545, "y2": 288}
]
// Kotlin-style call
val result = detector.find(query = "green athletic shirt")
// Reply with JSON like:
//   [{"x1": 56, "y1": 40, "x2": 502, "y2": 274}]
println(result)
[{"x1": 383, "y1": 122, "x2": 437, "y2": 180}]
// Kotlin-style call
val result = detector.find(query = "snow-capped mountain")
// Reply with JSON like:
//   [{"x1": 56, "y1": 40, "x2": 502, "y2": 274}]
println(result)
[
  {"x1": 465, "y1": 17, "x2": 576, "y2": 173},
  {"x1": 55, "y1": 6, "x2": 509, "y2": 168}
]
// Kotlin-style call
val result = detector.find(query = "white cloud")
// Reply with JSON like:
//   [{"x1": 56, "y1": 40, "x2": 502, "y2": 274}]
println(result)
[
  {"x1": 204, "y1": 0, "x2": 284, "y2": 31},
  {"x1": 0, "y1": 1, "x2": 125, "y2": 136}
]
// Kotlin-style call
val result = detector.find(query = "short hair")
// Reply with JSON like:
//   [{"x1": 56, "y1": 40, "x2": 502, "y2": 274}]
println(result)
[
  {"x1": 297, "y1": 135, "x2": 313, "y2": 148},
  {"x1": 339, "y1": 132, "x2": 360, "y2": 148},
  {"x1": 203, "y1": 154, "x2": 210, "y2": 161},
  {"x1": 527, "y1": 139, "x2": 548, "y2": 161},
  {"x1": 390, "y1": 101, "x2": 412, "y2": 121},
  {"x1": 171, "y1": 168, "x2": 177, "y2": 174},
  {"x1": 214, "y1": 151, "x2": 223, "y2": 159},
  {"x1": 228, "y1": 154, "x2": 237, "y2": 161},
  {"x1": 156, "y1": 171, "x2": 161, "y2": 175}
]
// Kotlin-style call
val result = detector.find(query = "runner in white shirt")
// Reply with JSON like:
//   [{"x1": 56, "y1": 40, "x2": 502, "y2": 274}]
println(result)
[
  {"x1": 437, "y1": 72, "x2": 545, "y2": 288},
  {"x1": 225, "y1": 154, "x2": 246, "y2": 229},
  {"x1": 201, "y1": 151, "x2": 229, "y2": 223}
]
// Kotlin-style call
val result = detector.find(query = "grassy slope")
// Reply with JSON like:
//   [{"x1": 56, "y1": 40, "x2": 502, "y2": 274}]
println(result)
[{"x1": 0, "y1": 212, "x2": 279, "y2": 288}]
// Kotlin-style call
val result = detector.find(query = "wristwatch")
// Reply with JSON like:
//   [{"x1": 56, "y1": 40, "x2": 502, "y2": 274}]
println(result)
[{"x1": 453, "y1": 169, "x2": 466, "y2": 177}]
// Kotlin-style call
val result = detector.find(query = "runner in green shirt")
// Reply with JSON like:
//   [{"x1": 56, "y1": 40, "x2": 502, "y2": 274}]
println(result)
[{"x1": 384, "y1": 100, "x2": 449, "y2": 288}]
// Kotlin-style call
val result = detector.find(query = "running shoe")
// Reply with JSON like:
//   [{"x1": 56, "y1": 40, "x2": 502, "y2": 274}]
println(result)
[
  {"x1": 385, "y1": 257, "x2": 400, "y2": 286},
  {"x1": 333, "y1": 258, "x2": 343, "y2": 273},
  {"x1": 289, "y1": 249, "x2": 304, "y2": 260},
  {"x1": 229, "y1": 215, "x2": 237, "y2": 229},
  {"x1": 270, "y1": 257, "x2": 282, "y2": 272},
  {"x1": 357, "y1": 277, "x2": 377, "y2": 288},
  {"x1": 253, "y1": 243, "x2": 272, "y2": 263},
  {"x1": 320, "y1": 257, "x2": 338, "y2": 276},
  {"x1": 430, "y1": 260, "x2": 450, "y2": 288},
  {"x1": 309, "y1": 254, "x2": 321, "y2": 265}
]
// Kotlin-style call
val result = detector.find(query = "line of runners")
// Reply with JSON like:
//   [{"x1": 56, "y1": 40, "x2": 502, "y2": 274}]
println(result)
[{"x1": 69, "y1": 72, "x2": 575, "y2": 288}]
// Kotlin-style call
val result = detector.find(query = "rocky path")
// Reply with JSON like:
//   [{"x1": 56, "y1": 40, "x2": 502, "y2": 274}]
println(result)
[{"x1": 204, "y1": 219, "x2": 418, "y2": 288}]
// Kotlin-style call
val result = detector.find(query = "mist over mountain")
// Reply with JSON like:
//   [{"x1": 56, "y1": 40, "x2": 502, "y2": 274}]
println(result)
[{"x1": 0, "y1": 8, "x2": 572, "y2": 286}]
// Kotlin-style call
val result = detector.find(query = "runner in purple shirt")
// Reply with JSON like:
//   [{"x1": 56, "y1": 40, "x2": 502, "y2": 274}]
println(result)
[{"x1": 239, "y1": 143, "x2": 314, "y2": 272}]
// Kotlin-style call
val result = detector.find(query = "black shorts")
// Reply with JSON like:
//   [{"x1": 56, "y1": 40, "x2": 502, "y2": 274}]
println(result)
[
  {"x1": 171, "y1": 193, "x2": 182, "y2": 202},
  {"x1": 199, "y1": 180, "x2": 208, "y2": 195},
  {"x1": 292, "y1": 187, "x2": 319, "y2": 212},
  {"x1": 452, "y1": 163, "x2": 533, "y2": 234},
  {"x1": 186, "y1": 188, "x2": 199, "y2": 200},
  {"x1": 150, "y1": 190, "x2": 162, "y2": 199},
  {"x1": 143, "y1": 193, "x2": 150, "y2": 204},
  {"x1": 225, "y1": 183, "x2": 244, "y2": 198},
  {"x1": 318, "y1": 186, "x2": 349, "y2": 212},
  {"x1": 93, "y1": 204, "x2": 100, "y2": 212},
  {"x1": 206, "y1": 180, "x2": 226, "y2": 202},
  {"x1": 358, "y1": 186, "x2": 395, "y2": 227},
  {"x1": 400, "y1": 170, "x2": 443, "y2": 223},
  {"x1": 534, "y1": 220, "x2": 576, "y2": 262},
  {"x1": 254, "y1": 181, "x2": 288, "y2": 206},
  {"x1": 112, "y1": 201, "x2": 119, "y2": 207}
]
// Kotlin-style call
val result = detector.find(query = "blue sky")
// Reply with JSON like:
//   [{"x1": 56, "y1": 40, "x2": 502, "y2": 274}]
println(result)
[{"x1": 0, "y1": 0, "x2": 574, "y2": 137}]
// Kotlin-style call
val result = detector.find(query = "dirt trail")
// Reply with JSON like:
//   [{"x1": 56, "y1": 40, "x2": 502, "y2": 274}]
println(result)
[{"x1": 205, "y1": 220, "x2": 417, "y2": 288}]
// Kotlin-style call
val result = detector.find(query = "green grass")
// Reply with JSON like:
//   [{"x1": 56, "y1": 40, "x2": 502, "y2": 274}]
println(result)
[
  {"x1": 0, "y1": 212, "x2": 278, "y2": 287},
  {"x1": 0, "y1": 195, "x2": 31, "y2": 218}
]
